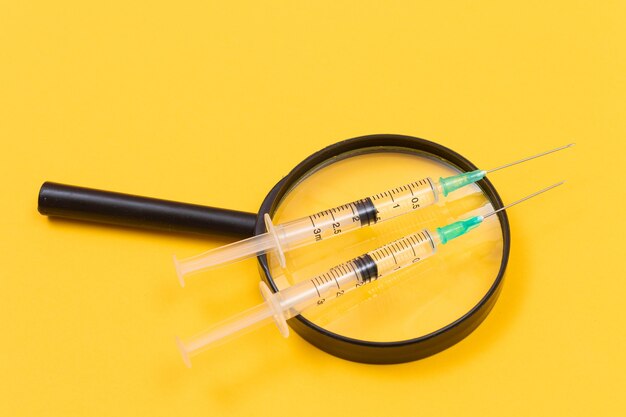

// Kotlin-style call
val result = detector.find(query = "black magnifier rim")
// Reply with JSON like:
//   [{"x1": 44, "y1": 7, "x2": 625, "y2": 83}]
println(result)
[{"x1": 255, "y1": 134, "x2": 510, "y2": 364}]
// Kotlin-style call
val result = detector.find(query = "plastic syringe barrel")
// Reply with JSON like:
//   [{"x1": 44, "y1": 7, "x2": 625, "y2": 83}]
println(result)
[
  {"x1": 38, "y1": 182, "x2": 257, "y2": 237},
  {"x1": 176, "y1": 229, "x2": 440, "y2": 366},
  {"x1": 173, "y1": 177, "x2": 442, "y2": 280}
]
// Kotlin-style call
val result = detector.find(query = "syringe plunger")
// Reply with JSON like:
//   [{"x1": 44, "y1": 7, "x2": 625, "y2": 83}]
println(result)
[
  {"x1": 174, "y1": 233, "x2": 275, "y2": 287},
  {"x1": 176, "y1": 281, "x2": 290, "y2": 367}
]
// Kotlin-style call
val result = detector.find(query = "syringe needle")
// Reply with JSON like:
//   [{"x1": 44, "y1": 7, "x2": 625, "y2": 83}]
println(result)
[
  {"x1": 483, "y1": 181, "x2": 565, "y2": 218},
  {"x1": 438, "y1": 144, "x2": 573, "y2": 197},
  {"x1": 174, "y1": 231, "x2": 276, "y2": 287},
  {"x1": 485, "y1": 144, "x2": 575, "y2": 174},
  {"x1": 437, "y1": 181, "x2": 566, "y2": 243}
]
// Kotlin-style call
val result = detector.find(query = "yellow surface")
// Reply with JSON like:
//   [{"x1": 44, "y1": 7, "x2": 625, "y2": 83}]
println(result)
[{"x1": 0, "y1": 2, "x2": 624, "y2": 416}]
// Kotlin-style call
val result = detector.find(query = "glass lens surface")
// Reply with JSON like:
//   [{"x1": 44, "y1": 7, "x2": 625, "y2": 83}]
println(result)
[{"x1": 268, "y1": 148, "x2": 503, "y2": 342}]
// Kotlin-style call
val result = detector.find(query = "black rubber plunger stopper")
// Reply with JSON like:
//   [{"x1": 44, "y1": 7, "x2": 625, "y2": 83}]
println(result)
[{"x1": 38, "y1": 182, "x2": 257, "y2": 238}]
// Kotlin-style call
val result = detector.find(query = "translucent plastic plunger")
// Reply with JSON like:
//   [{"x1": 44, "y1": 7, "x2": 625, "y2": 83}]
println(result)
[
  {"x1": 176, "y1": 228, "x2": 437, "y2": 367},
  {"x1": 176, "y1": 282, "x2": 285, "y2": 367},
  {"x1": 174, "y1": 227, "x2": 277, "y2": 287}
]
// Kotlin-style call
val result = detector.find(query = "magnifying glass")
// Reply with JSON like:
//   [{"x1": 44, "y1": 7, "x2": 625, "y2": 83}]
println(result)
[
  {"x1": 251, "y1": 135, "x2": 510, "y2": 363},
  {"x1": 39, "y1": 134, "x2": 517, "y2": 363}
]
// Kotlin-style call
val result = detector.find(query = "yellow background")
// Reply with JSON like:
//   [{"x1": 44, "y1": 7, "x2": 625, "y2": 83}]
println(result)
[{"x1": 1, "y1": 2, "x2": 624, "y2": 416}]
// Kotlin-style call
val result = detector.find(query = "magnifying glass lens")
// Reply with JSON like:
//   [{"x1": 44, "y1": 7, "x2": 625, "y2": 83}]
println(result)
[{"x1": 267, "y1": 149, "x2": 504, "y2": 342}]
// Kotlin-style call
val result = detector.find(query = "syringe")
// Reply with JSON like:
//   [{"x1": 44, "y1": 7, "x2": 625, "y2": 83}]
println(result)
[
  {"x1": 174, "y1": 144, "x2": 572, "y2": 286},
  {"x1": 176, "y1": 182, "x2": 564, "y2": 367}
]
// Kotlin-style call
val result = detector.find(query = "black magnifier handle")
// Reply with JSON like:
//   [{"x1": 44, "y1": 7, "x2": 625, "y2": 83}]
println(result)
[{"x1": 38, "y1": 182, "x2": 257, "y2": 238}]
